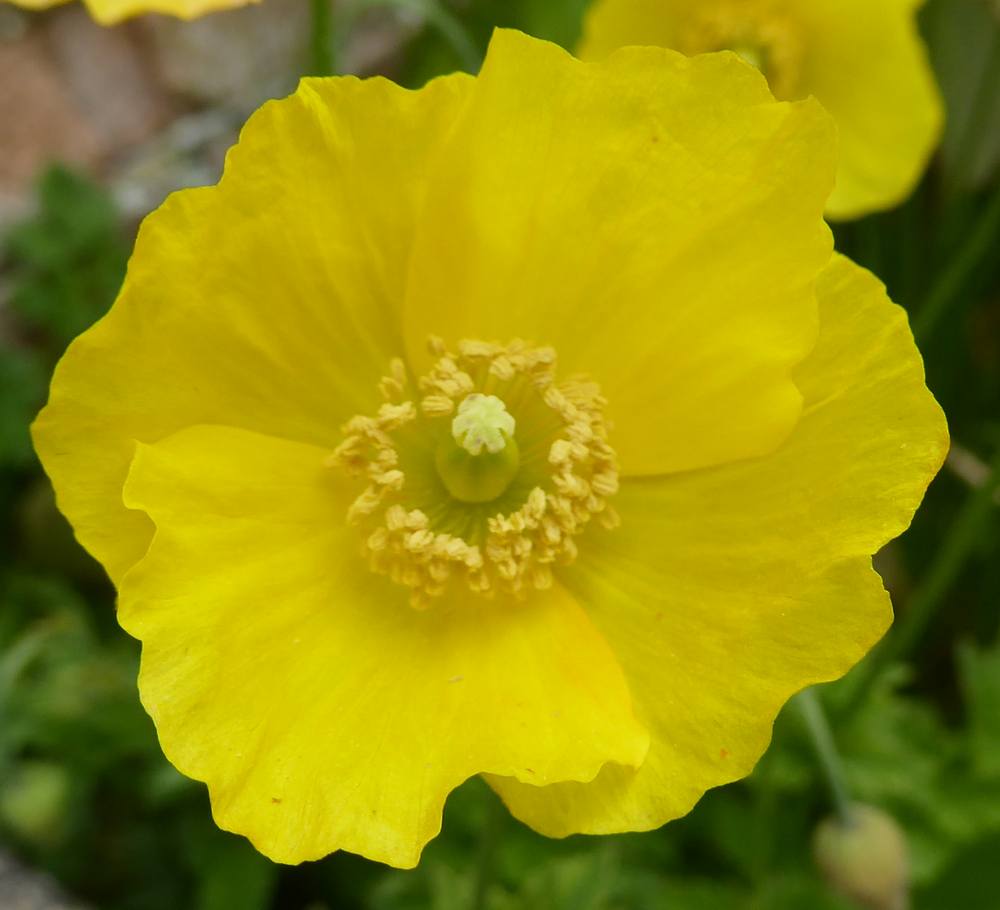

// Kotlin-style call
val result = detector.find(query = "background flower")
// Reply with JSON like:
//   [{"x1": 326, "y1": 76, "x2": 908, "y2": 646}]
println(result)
[
  {"x1": 2, "y1": 0, "x2": 257, "y2": 25},
  {"x1": 578, "y1": 0, "x2": 944, "y2": 220}
]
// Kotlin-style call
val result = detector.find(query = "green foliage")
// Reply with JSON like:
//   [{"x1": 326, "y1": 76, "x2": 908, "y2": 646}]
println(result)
[
  {"x1": 923, "y1": 0, "x2": 1000, "y2": 193},
  {"x1": 3, "y1": 166, "x2": 128, "y2": 353},
  {"x1": 0, "y1": 166, "x2": 127, "y2": 471},
  {"x1": 358, "y1": 0, "x2": 590, "y2": 87},
  {"x1": 0, "y1": 348, "x2": 46, "y2": 469},
  {"x1": 917, "y1": 832, "x2": 1000, "y2": 910},
  {"x1": 0, "y1": 572, "x2": 278, "y2": 910},
  {"x1": 957, "y1": 641, "x2": 1000, "y2": 778}
]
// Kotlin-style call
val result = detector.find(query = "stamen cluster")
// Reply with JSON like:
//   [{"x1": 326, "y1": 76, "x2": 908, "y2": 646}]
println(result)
[{"x1": 330, "y1": 338, "x2": 620, "y2": 608}]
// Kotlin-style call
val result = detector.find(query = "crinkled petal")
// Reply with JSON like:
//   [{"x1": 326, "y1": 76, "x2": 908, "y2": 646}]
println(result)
[
  {"x1": 32, "y1": 72, "x2": 471, "y2": 584},
  {"x1": 487, "y1": 254, "x2": 947, "y2": 834},
  {"x1": 489, "y1": 558, "x2": 891, "y2": 834},
  {"x1": 403, "y1": 29, "x2": 835, "y2": 477},
  {"x1": 119, "y1": 425, "x2": 649, "y2": 867}
]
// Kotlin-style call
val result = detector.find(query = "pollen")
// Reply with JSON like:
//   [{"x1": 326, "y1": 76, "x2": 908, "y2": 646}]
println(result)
[{"x1": 329, "y1": 338, "x2": 620, "y2": 608}]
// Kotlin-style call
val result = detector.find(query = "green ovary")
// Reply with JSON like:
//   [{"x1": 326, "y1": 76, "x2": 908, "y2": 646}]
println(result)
[
  {"x1": 434, "y1": 396, "x2": 521, "y2": 503},
  {"x1": 436, "y1": 394, "x2": 522, "y2": 503}
]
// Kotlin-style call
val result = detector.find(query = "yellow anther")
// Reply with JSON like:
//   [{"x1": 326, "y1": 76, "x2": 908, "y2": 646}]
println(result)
[
  {"x1": 331, "y1": 338, "x2": 620, "y2": 607},
  {"x1": 421, "y1": 394, "x2": 455, "y2": 417}
]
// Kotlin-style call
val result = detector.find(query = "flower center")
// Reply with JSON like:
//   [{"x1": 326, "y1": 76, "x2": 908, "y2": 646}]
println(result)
[
  {"x1": 330, "y1": 338, "x2": 620, "y2": 608},
  {"x1": 679, "y1": 2, "x2": 803, "y2": 99}
]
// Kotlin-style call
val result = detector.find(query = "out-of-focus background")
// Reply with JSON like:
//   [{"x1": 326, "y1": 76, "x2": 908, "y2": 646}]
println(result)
[{"x1": 1, "y1": 1, "x2": 998, "y2": 908}]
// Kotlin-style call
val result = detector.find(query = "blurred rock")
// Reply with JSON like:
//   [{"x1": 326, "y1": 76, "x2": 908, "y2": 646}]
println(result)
[
  {"x1": 338, "y1": 5, "x2": 415, "y2": 77},
  {"x1": 0, "y1": 850, "x2": 89, "y2": 910},
  {"x1": 142, "y1": 0, "x2": 310, "y2": 112},
  {"x1": 0, "y1": 7, "x2": 172, "y2": 228},
  {"x1": 110, "y1": 108, "x2": 240, "y2": 219},
  {"x1": 45, "y1": 6, "x2": 173, "y2": 151},
  {"x1": 0, "y1": 0, "x2": 411, "y2": 228},
  {"x1": 0, "y1": 32, "x2": 101, "y2": 224},
  {"x1": 0, "y1": 5, "x2": 30, "y2": 42},
  {"x1": 143, "y1": 0, "x2": 410, "y2": 113}
]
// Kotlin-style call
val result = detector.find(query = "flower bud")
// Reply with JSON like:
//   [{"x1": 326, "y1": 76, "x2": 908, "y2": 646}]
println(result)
[{"x1": 813, "y1": 804, "x2": 909, "y2": 910}]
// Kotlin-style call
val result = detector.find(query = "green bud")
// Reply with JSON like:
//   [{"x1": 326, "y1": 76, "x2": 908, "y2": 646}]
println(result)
[{"x1": 813, "y1": 804, "x2": 909, "y2": 910}]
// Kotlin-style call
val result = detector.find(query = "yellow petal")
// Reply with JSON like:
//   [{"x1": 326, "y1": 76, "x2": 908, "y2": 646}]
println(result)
[
  {"x1": 792, "y1": 0, "x2": 942, "y2": 219},
  {"x1": 32, "y1": 72, "x2": 471, "y2": 585},
  {"x1": 402, "y1": 29, "x2": 835, "y2": 476},
  {"x1": 490, "y1": 558, "x2": 891, "y2": 834},
  {"x1": 487, "y1": 254, "x2": 947, "y2": 835},
  {"x1": 119, "y1": 424, "x2": 649, "y2": 866}
]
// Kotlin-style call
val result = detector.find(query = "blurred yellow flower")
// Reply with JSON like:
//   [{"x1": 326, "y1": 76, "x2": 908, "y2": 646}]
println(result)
[
  {"x1": 33, "y1": 30, "x2": 946, "y2": 867},
  {"x1": 579, "y1": 0, "x2": 944, "y2": 219},
  {"x1": 5, "y1": 0, "x2": 256, "y2": 25}
]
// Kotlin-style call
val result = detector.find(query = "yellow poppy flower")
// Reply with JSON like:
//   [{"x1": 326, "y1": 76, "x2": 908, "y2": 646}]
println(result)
[
  {"x1": 578, "y1": 0, "x2": 944, "y2": 220},
  {"x1": 4, "y1": 0, "x2": 256, "y2": 25},
  {"x1": 33, "y1": 30, "x2": 947, "y2": 868}
]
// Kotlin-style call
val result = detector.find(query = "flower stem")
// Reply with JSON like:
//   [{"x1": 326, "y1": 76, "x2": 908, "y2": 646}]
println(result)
[
  {"x1": 843, "y1": 446, "x2": 1000, "y2": 713},
  {"x1": 796, "y1": 688, "x2": 853, "y2": 825},
  {"x1": 309, "y1": 0, "x2": 334, "y2": 76},
  {"x1": 913, "y1": 180, "x2": 1000, "y2": 343},
  {"x1": 946, "y1": 443, "x2": 1000, "y2": 504},
  {"x1": 943, "y1": 26, "x2": 998, "y2": 199},
  {"x1": 470, "y1": 791, "x2": 504, "y2": 910}
]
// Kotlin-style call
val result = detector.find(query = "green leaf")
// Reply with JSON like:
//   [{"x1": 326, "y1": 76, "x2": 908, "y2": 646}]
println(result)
[
  {"x1": 3, "y1": 165, "x2": 128, "y2": 355},
  {"x1": 0, "y1": 346, "x2": 47, "y2": 469},
  {"x1": 752, "y1": 875, "x2": 856, "y2": 910},
  {"x1": 192, "y1": 834, "x2": 278, "y2": 910},
  {"x1": 650, "y1": 879, "x2": 749, "y2": 910},
  {"x1": 915, "y1": 831, "x2": 1000, "y2": 910},
  {"x1": 923, "y1": 0, "x2": 1000, "y2": 192},
  {"x1": 510, "y1": 0, "x2": 589, "y2": 47},
  {"x1": 957, "y1": 640, "x2": 1000, "y2": 778}
]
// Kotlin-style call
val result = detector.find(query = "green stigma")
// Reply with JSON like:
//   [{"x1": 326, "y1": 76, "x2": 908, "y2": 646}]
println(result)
[
  {"x1": 436, "y1": 394, "x2": 520, "y2": 503},
  {"x1": 451, "y1": 394, "x2": 516, "y2": 455}
]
